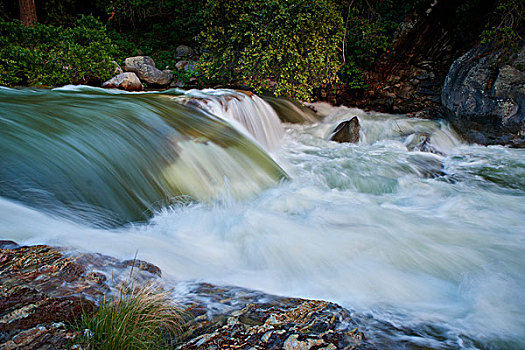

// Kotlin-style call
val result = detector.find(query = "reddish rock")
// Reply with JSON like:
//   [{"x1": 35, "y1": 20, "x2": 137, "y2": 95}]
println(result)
[{"x1": 0, "y1": 243, "x2": 162, "y2": 349}]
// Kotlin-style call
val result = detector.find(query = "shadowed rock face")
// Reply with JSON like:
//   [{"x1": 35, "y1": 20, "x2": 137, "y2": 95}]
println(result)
[
  {"x1": 442, "y1": 43, "x2": 525, "y2": 147},
  {"x1": 330, "y1": 117, "x2": 360, "y2": 143}
]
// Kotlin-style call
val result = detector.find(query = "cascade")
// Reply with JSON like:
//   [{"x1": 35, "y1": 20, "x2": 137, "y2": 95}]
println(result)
[
  {"x1": 174, "y1": 89, "x2": 284, "y2": 151},
  {"x1": 1, "y1": 86, "x2": 524, "y2": 349},
  {"x1": 0, "y1": 87, "x2": 287, "y2": 225}
]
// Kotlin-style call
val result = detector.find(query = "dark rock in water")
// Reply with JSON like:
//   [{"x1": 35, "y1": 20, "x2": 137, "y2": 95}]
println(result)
[
  {"x1": 102, "y1": 72, "x2": 143, "y2": 91},
  {"x1": 331, "y1": 116, "x2": 360, "y2": 143},
  {"x1": 405, "y1": 133, "x2": 445, "y2": 156},
  {"x1": 123, "y1": 56, "x2": 173, "y2": 86},
  {"x1": 441, "y1": 43, "x2": 525, "y2": 147},
  {"x1": 177, "y1": 282, "x2": 371, "y2": 350},
  {"x1": 0, "y1": 243, "x2": 162, "y2": 349}
]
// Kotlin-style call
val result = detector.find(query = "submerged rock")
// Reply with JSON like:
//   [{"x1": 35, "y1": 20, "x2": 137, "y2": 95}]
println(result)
[
  {"x1": 102, "y1": 72, "x2": 143, "y2": 91},
  {"x1": 442, "y1": 43, "x2": 525, "y2": 147},
  {"x1": 263, "y1": 96, "x2": 320, "y2": 124},
  {"x1": 330, "y1": 116, "x2": 360, "y2": 143},
  {"x1": 407, "y1": 153, "x2": 446, "y2": 178},
  {"x1": 123, "y1": 56, "x2": 173, "y2": 86}
]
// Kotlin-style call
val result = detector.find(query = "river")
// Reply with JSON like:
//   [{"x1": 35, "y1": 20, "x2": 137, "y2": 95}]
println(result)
[{"x1": 1, "y1": 86, "x2": 524, "y2": 348}]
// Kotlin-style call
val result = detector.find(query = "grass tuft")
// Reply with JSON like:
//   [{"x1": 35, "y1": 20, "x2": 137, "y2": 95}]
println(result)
[{"x1": 74, "y1": 284, "x2": 184, "y2": 350}]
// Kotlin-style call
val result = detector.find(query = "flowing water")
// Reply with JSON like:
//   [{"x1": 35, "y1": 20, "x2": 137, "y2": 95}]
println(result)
[{"x1": 1, "y1": 86, "x2": 524, "y2": 348}]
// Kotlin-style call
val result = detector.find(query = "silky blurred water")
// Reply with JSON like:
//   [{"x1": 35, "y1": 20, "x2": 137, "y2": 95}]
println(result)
[{"x1": 1, "y1": 87, "x2": 524, "y2": 348}]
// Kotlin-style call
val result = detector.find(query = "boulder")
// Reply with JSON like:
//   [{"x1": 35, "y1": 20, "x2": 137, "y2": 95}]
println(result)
[
  {"x1": 123, "y1": 56, "x2": 173, "y2": 86},
  {"x1": 330, "y1": 116, "x2": 360, "y2": 143},
  {"x1": 176, "y1": 45, "x2": 194, "y2": 58},
  {"x1": 441, "y1": 43, "x2": 525, "y2": 147},
  {"x1": 111, "y1": 60, "x2": 123, "y2": 75},
  {"x1": 405, "y1": 133, "x2": 444, "y2": 155},
  {"x1": 102, "y1": 72, "x2": 143, "y2": 91}
]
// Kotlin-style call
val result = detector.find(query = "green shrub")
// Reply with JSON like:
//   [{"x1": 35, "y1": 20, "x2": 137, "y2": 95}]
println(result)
[
  {"x1": 74, "y1": 284, "x2": 184, "y2": 350},
  {"x1": 481, "y1": 0, "x2": 523, "y2": 57},
  {"x1": 97, "y1": 0, "x2": 206, "y2": 69},
  {"x1": 0, "y1": 16, "x2": 119, "y2": 86},
  {"x1": 198, "y1": 0, "x2": 344, "y2": 101},
  {"x1": 338, "y1": 7, "x2": 390, "y2": 89},
  {"x1": 479, "y1": 0, "x2": 523, "y2": 66}
]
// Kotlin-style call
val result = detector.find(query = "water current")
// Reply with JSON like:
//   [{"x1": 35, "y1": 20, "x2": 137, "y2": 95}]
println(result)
[{"x1": 1, "y1": 86, "x2": 524, "y2": 348}]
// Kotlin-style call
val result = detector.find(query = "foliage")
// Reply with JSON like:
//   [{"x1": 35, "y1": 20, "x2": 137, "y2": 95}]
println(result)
[
  {"x1": 335, "y1": 0, "x2": 427, "y2": 90},
  {"x1": 96, "y1": 0, "x2": 206, "y2": 69},
  {"x1": 338, "y1": 6, "x2": 390, "y2": 89},
  {"x1": 73, "y1": 284, "x2": 184, "y2": 350},
  {"x1": 198, "y1": 0, "x2": 344, "y2": 101},
  {"x1": 0, "y1": 16, "x2": 119, "y2": 86},
  {"x1": 480, "y1": 0, "x2": 523, "y2": 60}
]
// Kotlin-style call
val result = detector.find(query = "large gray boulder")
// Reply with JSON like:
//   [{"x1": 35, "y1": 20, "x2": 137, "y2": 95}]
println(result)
[
  {"x1": 123, "y1": 56, "x2": 173, "y2": 86},
  {"x1": 441, "y1": 43, "x2": 525, "y2": 147},
  {"x1": 102, "y1": 72, "x2": 143, "y2": 91}
]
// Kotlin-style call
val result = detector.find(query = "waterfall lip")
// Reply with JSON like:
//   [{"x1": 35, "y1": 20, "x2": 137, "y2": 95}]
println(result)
[
  {"x1": 1, "y1": 86, "x2": 288, "y2": 225},
  {"x1": 171, "y1": 88, "x2": 285, "y2": 152}
]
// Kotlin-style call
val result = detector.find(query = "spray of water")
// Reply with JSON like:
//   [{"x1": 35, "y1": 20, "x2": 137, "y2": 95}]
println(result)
[{"x1": 1, "y1": 87, "x2": 524, "y2": 348}]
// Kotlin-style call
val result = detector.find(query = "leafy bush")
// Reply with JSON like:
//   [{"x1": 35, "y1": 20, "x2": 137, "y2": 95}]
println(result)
[
  {"x1": 0, "y1": 16, "x2": 118, "y2": 86},
  {"x1": 480, "y1": 0, "x2": 523, "y2": 60},
  {"x1": 338, "y1": 7, "x2": 390, "y2": 89},
  {"x1": 198, "y1": 0, "x2": 344, "y2": 101},
  {"x1": 74, "y1": 284, "x2": 184, "y2": 350},
  {"x1": 96, "y1": 0, "x2": 206, "y2": 69}
]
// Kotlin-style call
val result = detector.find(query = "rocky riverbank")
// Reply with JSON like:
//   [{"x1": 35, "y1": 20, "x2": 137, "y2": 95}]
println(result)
[{"x1": 0, "y1": 241, "x2": 371, "y2": 349}]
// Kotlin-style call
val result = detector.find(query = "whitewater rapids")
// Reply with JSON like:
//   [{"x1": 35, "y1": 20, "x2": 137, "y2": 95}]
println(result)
[{"x1": 1, "y1": 86, "x2": 524, "y2": 348}]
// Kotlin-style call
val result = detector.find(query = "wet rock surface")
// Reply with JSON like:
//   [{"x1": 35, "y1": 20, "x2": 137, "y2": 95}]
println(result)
[
  {"x1": 0, "y1": 242, "x2": 370, "y2": 349},
  {"x1": 330, "y1": 117, "x2": 360, "y2": 143},
  {"x1": 176, "y1": 283, "x2": 372, "y2": 350},
  {"x1": 441, "y1": 43, "x2": 525, "y2": 147},
  {"x1": 0, "y1": 242, "x2": 161, "y2": 349}
]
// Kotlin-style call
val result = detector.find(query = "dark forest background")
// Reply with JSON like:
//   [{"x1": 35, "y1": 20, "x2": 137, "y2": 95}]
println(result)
[{"x1": 0, "y1": 0, "x2": 522, "y2": 101}]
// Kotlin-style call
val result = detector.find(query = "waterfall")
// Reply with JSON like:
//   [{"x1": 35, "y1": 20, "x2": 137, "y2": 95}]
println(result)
[
  {"x1": 1, "y1": 86, "x2": 524, "y2": 349},
  {"x1": 0, "y1": 86, "x2": 287, "y2": 225},
  {"x1": 174, "y1": 89, "x2": 284, "y2": 151}
]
